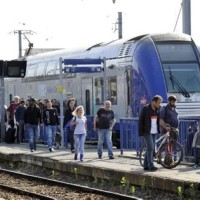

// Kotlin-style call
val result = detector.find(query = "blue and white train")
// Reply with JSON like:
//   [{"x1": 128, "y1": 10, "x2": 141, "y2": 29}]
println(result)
[{"x1": 5, "y1": 33, "x2": 200, "y2": 121}]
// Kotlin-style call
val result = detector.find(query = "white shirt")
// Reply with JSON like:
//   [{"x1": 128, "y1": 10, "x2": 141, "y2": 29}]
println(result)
[
  {"x1": 150, "y1": 115, "x2": 158, "y2": 134},
  {"x1": 73, "y1": 116, "x2": 87, "y2": 135}
]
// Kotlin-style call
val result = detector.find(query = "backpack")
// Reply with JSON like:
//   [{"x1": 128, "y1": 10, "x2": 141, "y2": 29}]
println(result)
[{"x1": 70, "y1": 117, "x2": 76, "y2": 131}]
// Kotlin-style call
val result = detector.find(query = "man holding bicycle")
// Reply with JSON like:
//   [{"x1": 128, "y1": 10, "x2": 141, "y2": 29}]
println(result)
[
  {"x1": 159, "y1": 95, "x2": 179, "y2": 134},
  {"x1": 139, "y1": 95, "x2": 163, "y2": 171}
]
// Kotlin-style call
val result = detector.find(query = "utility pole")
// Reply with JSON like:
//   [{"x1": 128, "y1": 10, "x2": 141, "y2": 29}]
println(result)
[
  {"x1": 12, "y1": 30, "x2": 36, "y2": 58},
  {"x1": 118, "y1": 12, "x2": 122, "y2": 39},
  {"x1": 182, "y1": 0, "x2": 191, "y2": 35}
]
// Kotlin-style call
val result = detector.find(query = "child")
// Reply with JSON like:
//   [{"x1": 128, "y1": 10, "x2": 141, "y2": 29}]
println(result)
[{"x1": 71, "y1": 106, "x2": 87, "y2": 161}]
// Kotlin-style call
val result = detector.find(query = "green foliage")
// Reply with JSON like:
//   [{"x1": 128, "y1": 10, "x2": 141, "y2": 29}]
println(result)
[
  {"x1": 73, "y1": 167, "x2": 78, "y2": 179},
  {"x1": 130, "y1": 186, "x2": 136, "y2": 195},
  {"x1": 177, "y1": 186, "x2": 183, "y2": 199},
  {"x1": 120, "y1": 176, "x2": 128, "y2": 187},
  {"x1": 141, "y1": 178, "x2": 147, "y2": 191},
  {"x1": 93, "y1": 176, "x2": 98, "y2": 184}
]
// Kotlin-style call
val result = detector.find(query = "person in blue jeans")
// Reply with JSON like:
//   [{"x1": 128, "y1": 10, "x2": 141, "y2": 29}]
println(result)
[
  {"x1": 93, "y1": 100, "x2": 116, "y2": 159},
  {"x1": 71, "y1": 106, "x2": 87, "y2": 161},
  {"x1": 24, "y1": 98, "x2": 42, "y2": 152},
  {"x1": 138, "y1": 95, "x2": 163, "y2": 171},
  {"x1": 43, "y1": 99, "x2": 59, "y2": 152}
]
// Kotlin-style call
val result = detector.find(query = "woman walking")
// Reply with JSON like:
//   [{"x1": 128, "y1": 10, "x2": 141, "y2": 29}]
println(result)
[
  {"x1": 71, "y1": 106, "x2": 87, "y2": 161},
  {"x1": 63, "y1": 98, "x2": 76, "y2": 153}
]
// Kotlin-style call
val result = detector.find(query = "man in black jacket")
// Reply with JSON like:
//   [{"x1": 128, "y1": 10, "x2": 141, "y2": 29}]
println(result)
[
  {"x1": 24, "y1": 98, "x2": 41, "y2": 152},
  {"x1": 138, "y1": 95, "x2": 163, "y2": 171}
]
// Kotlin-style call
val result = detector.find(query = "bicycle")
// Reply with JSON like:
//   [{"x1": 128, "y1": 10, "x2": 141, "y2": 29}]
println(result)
[{"x1": 139, "y1": 128, "x2": 183, "y2": 169}]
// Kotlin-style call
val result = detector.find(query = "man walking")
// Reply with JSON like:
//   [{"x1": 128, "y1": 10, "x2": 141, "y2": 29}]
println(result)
[
  {"x1": 93, "y1": 100, "x2": 116, "y2": 159},
  {"x1": 138, "y1": 95, "x2": 163, "y2": 171},
  {"x1": 43, "y1": 99, "x2": 59, "y2": 152},
  {"x1": 24, "y1": 98, "x2": 41, "y2": 152}
]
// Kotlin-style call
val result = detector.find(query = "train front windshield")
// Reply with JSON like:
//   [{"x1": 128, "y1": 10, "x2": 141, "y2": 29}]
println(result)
[{"x1": 156, "y1": 43, "x2": 200, "y2": 95}]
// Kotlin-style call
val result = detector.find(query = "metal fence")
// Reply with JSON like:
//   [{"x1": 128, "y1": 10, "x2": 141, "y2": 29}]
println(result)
[{"x1": 119, "y1": 118, "x2": 200, "y2": 160}]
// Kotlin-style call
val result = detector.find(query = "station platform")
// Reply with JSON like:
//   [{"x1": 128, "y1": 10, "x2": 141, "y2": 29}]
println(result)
[{"x1": 0, "y1": 143, "x2": 199, "y2": 194}]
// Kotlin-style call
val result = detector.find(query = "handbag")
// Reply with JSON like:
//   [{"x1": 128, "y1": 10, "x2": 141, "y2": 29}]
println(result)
[{"x1": 70, "y1": 117, "x2": 76, "y2": 131}]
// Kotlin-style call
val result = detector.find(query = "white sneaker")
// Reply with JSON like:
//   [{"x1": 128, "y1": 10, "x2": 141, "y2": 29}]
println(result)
[{"x1": 49, "y1": 148, "x2": 55, "y2": 152}]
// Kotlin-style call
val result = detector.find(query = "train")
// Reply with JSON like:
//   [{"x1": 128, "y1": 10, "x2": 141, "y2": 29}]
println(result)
[{"x1": 5, "y1": 33, "x2": 200, "y2": 122}]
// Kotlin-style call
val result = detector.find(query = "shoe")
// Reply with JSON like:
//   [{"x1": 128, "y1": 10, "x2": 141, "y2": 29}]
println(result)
[
  {"x1": 149, "y1": 166, "x2": 158, "y2": 171},
  {"x1": 109, "y1": 156, "x2": 114, "y2": 159},
  {"x1": 80, "y1": 154, "x2": 83, "y2": 162},
  {"x1": 193, "y1": 164, "x2": 200, "y2": 169},
  {"x1": 98, "y1": 155, "x2": 102, "y2": 159},
  {"x1": 49, "y1": 148, "x2": 54, "y2": 152},
  {"x1": 31, "y1": 149, "x2": 34, "y2": 152},
  {"x1": 71, "y1": 149, "x2": 75, "y2": 153},
  {"x1": 74, "y1": 154, "x2": 77, "y2": 160},
  {"x1": 144, "y1": 167, "x2": 149, "y2": 171}
]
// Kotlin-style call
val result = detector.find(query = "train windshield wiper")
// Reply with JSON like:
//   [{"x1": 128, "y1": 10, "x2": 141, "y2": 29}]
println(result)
[{"x1": 169, "y1": 67, "x2": 190, "y2": 98}]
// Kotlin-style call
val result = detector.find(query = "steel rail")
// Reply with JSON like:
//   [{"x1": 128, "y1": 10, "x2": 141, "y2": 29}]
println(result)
[
  {"x1": 0, "y1": 168, "x2": 142, "y2": 200},
  {"x1": 0, "y1": 183, "x2": 56, "y2": 200}
]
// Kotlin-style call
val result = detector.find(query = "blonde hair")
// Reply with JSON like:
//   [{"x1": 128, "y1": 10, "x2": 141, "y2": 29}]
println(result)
[{"x1": 72, "y1": 105, "x2": 85, "y2": 117}]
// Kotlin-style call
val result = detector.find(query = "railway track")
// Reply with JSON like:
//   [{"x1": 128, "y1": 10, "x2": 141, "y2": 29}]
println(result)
[{"x1": 0, "y1": 168, "x2": 141, "y2": 200}]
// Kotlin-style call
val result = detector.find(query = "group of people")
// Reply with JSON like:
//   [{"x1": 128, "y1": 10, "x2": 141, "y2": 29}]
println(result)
[
  {"x1": 5, "y1": 94, "x2": 200, "y2": 167},
  {"x1": 7, "y1": 96, "x2": 60, "y2": 152},
  {"x1": 139, "y1": 95, "x2": 179, "y2": 171},
  {"x1": 5, "y1": 96, "x2": 116, "y2": 162},
  {"x1": 63, "y1": 99, "x2": 116, "y2": 161}
]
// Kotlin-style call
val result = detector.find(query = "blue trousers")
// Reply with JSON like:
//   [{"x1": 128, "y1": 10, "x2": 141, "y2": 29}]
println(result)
[
  {"x1": 143, "y1": 133, "x2": 156, "y2": 169},
  {"x1": 74, "y1": 133, "x2": 86, "y2": 156},
  {"x1": 27, "y1": 124, "x2": 39, "y2": 151},
  {"x1": 45, "y1": 125, "x2": 57, "y2": 149},
  {"x1": 97, "y1": 129, "x2": 113, "y2": 157}
]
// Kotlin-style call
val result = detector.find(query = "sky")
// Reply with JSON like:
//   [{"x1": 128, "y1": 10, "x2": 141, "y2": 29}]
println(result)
[{"x1": 0, "y1": 0, "x2": 200, "y2": 60}]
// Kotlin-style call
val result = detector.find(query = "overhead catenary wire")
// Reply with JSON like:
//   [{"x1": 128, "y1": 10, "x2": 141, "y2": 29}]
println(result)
[{"x1": 173, "y1": 0, "x2": 183, "y2": 32}]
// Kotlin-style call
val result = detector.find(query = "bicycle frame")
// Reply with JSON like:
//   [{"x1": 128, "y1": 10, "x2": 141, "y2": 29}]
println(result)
[{"x1": 154, "y1": 132, "x2": 170, "y2": 154}]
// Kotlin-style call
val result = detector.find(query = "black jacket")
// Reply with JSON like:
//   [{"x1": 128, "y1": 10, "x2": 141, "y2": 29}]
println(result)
[
  {"x1": 63, "y1": 108, "x2": 74, "y2": 127},
  {"x1": 43, "y1": 108, "x2": 59, "y2": 126},
  {"x1": 24, "y1": 105, "x2": 42, "y2": 125},
  {"x1": 138, "y1": 104, "x2": 160, "y2": 136}
]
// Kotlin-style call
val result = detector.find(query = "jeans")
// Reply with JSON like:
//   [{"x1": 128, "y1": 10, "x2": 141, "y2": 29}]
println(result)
[
  {"x1": 97, "y1": 129, "x2": 113, "y2": 157},
  {"x1": 17, "y1": 120, "x2": 25, "y2": 143},
  {"x1": 74, "y1": 134, "x2": 86, "y2": 156},
  {"x1": 27, "y1": 124, "x2": 39, "y2": 151},
  {"x1": 45, "y1": 125, "x2": 57, "y2": 149},
  {"x1": 143, "y1": 133, "x2": 156, "y2": 169},
  {"x1": 67, "y1": 127, "x2": 74, "y2": 151}
]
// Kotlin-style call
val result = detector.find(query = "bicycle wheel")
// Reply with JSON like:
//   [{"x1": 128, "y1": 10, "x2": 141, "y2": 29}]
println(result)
[
  {"x1": 158, "y1": 141, "x2": 183, "y2": 169},
  {"x1": 139, "y1": 145, "x2": 146, "y2": 167}
]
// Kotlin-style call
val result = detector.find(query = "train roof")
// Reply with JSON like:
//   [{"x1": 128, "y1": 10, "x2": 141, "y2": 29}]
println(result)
[{"x1": 26, "y1": 33, "x2": 192, "y2": 63}]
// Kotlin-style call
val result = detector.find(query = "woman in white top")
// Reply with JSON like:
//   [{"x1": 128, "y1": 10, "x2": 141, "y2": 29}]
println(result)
[{"x1": 71, "y1": 106, "x2": 87, "y2": 161}]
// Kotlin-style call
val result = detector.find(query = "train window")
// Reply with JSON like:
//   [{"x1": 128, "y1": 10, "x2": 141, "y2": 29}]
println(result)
[
  {"x1": 46, "y1": 61, "x2": 56, "y2": 75},
  {"x1": 95, "y1": 78, "x2": 104, "y2": 105},
  {"x1": 95, "y1": 76, "x2": 117, "y2": 105},
  {"x1": 107, "y1": 77, "x2": 117, "y2": 104},
  {"x1": 35, "y1": 62, "x2": 46, "y2": 76},
  {"x1": 163, "y1": 63, "x2": 200, "y2": 93},
  {"x1": 26, "y1": 64, "x2": 36, "y2": 77},
  {"x1": 156, "y1": 43, "x2": 197, "y2": 62}
]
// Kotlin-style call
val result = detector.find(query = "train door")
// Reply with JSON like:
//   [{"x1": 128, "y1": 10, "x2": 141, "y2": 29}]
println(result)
[
  {"x1": 81, "y1": 78, "x2": 93, "y2": 115},
  {"x1": 125, "y1": 67, "x2": 133, "y2": 117}
]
